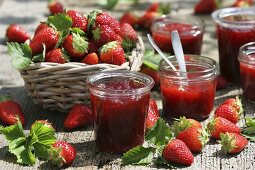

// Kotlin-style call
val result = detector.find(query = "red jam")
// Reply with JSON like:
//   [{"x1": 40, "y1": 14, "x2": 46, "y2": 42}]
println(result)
[
  {"x1": 239, "y1": 54, "x2": 255, "y2": 101},
  {"x1": 152, "y1": 22, "x2": 203, "y2": 55},
  {"x1": 90, "y1": 79, "x2": 151, "y2": 153},
  {"x1": 160, "y1": 80, "x2": 216, "y2": 120}
]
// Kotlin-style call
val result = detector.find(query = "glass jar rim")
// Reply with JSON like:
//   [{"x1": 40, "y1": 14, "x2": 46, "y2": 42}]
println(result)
[
  {"x1": 159, "y1": 55, "x2": 218, "y2": 82},
  {"x1": 86, "y1": 70, "x2": 154, "y2": 96},
  {"x1": 238, "y1": 42, "x2": 255, "y2": 65},
  {"x1": 151, "y1": 15, "x2": 204, "y2": 36},
  {"x1": 212, "y1": 7, "x2": 255, "y2": 28}
]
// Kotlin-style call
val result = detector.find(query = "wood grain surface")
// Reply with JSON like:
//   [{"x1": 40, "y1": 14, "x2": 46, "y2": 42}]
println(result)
[{"x1": 0, "y1": 0, "x2": 254, "y2": 169}]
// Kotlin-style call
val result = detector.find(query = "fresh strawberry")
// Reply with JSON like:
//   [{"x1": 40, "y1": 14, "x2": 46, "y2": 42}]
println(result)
[
  {"x1": 67, "y1": 10, "x2": 88, "y2": 32},
  {"x1": 30, "y1": 27, "x2": 59, "y2": 55},
  {"x1": 221, "y1": 96, "x2": 243, "y2": 113},
  {"x1": 81, "y1": 52, "x2": 99, "y2": 65},
  {"x1": 139, "y1": 11, "x2": 159, "y2": 28},
  {"x1": 88, "y1": 40, "x2": 98, "y2": 53},
  {"x1": 162, "y1": 139, "x2": 194, "y2": 166},
  {"x1": 64, "y1": 104, "x2": 93, "y2": 130},
  {"x1": 49, "y1": 141, "x2": 77, "y2": 167},
  {"x1": 0, "y1": 96, "x2": 25, "y2": 126},
  {"x1": 119, "y1": 23, "x2": 138, "y2": 42},
  {"x1": 88, "y1": 10, "x2": 121, "y2": 34},
  {"x1": 34, "y1": 23, "x2": 49, "y2": 35},
  {"x1": 45, "y1": 48, "x2": 69, "y2": 64},
  {"x1": 194, "y1": 0, "x2": 219, "y2": 14},
  {"x1": 216, "y1": 75, "x2": 228, "y2": 90},
  {"x1": 145, "y1": 99, "x2": 159, "y2": 130},
  {"x1": 214, "y1": 104, "x2": 240, "y2": 124},
  {"x1": 99, "y1": 41, "x2": 126, "y2": 66},
  {"x1": 140, "y1": 65, "x2": 160, "y2": 88},
  {"x1": 172, "y1": 116, "x2": 202, "y2": 137},
  {"x1": 220, "y1": 132, "x2": 248, "y2": 154},
  {"x1": 232, "y1": 0, "x2": 253, "y2": 7},
  {"x1": 48, "y1": 0, "x2": 64, "y2": 15},
  {"x1": 92, "y1": 24, "x2": 122, "y2": 47},
  {"x1": 207, "y1": 117, "x2": 241, "y2": 139},
  {"x1": 63, "y1": 33, "x2": 88, "y2": 60},
  {"x1": 177, "y1": 127, "x2": 209, "y2": 152},
  {"x1": 6, "y1": 24, "x2": 30, "y2": 43},
  {"x1": 146, "y1": 2, "x2": 170, "y2": 14},
  {"x1": 119, "y1": 12, "x2": 139, "y2": 27}
]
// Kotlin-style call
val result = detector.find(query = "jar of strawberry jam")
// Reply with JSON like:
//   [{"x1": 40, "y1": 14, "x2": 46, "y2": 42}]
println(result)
[
  {"x1": 151, "y1": 15, "x2": 204, "y2": 55},
  {"x1": 239, "y1": 42, "x2": 255, "y2": 102},
  {"x1": 86, "y1": 71, "x2": 154, "y2": 153},
  {"x1": 212, "y1": 7, "x2": 255, "y2": 84},
  {"x1": 159, "y1": 55, "x2": 218, "y2": 120}
]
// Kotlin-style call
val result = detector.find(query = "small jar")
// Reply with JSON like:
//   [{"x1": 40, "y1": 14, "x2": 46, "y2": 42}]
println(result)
[
  {"x1": 212, "y1": 7, "x2": 255, "y2": 84},
  {"x1": 151, "y1": 15, "x2": 204, "y2": 55},
  {"x1": 159, "y1": 55, "x2": 218, "y2": 120},
  {"x1": 86, "y1": 71, "x2": 154, "y2": 153},
  {"x1": 239, "y1": 42, "x2": 255, "y2": 102}
]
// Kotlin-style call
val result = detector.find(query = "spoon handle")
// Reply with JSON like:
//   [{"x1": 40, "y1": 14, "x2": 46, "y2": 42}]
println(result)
[
  {"x1": 147, "y1": 34, "x2": 177, "y2": 71},
  {"x1": 171, "y1": 30, "x2": 187, "y2": 76}
]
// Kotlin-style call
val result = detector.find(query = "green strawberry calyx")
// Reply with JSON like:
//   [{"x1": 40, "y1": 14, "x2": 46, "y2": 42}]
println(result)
[
  {"x1": 92, "y1": 28, "x2": 101, "y2": 41},
  {"x1": 207, "y1": 118, "x2": 216, "y2": 134},
  {"x1": 0, "y1": 96, "x2": 12, "y2": 103},
  {"x1": 171, "y1": 116, "x2": 193, "y2": 137},
  {"x1": 100, "y1": 41, "x2": 119, "y2": 54},
  {"x1": 72, "y1": 33, "x2": 88, "y2": 54},
  {"x1": 47, "y1": 146, "x2": 65, "y2": 168},
  {"x1": 236, "y1": 96, "x2": 244, "y2": 116},
  {"x1": 219, "y1": 132, "x2": 236, "y2": 154},
  {"x1": 198, "y1": 127, "x2": 210, "y2": 148}
]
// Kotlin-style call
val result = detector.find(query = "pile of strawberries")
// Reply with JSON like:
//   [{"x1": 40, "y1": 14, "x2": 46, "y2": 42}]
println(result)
[
  {"x1": 6, "y1": 8, "x2": 138, "y2": 67},
  {"x1": 161, "y1": 96, "x2": 248, "y2": 166}
]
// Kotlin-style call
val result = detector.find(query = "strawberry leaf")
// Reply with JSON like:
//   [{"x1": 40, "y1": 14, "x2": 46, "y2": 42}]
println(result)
[
  {"x1": 72, "y1": 33, "x2": 88, "y2": 53},
  {"x1": 87, "y1": 10, "x2": 102, "y2": 30},
  {"x1": 122, "y1": 146, "x2": 155, "y2": 165},
  {"x1": 145, "y1": 118, "x2": 173, "y2": 148},
  {"x1": 32, "y1": 44, "x2": 46, "y2": 62},
  {"x1": 7, "y1": 42, "x2": 32, "y2": 70},
  {"x1": 47, "y1": 13, "x2": 72, "y2": 32},
  {"x1": 71, "y1": 28, "x2": 86, "y2": 36},
  {"x1": 143, "y1": 49, "x2": 169, "y2": 71},
  {"x1": 242, "y1": 117, "x2": 255, "y2": 142}
]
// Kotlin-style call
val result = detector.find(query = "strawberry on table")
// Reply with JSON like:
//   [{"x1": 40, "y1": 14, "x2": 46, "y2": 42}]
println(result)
[
  {"x1": 45, "y1": 48, "x2": 69, "y2": 64},
  {"x1": 48, "y1": 0, "x2": 64, "y2": 15},
  {"x1": 207, "y1": 117, "x2": 241, "y2": 140},
  {"x1": 119, "y1": 12, "x2": 140, "y2": 27},
  {"x1": 214, "y1": 104, "x2": 240, "y2": 124},
  {"x1": 0, "y1": 96, "x2": 25, "y2": 126},
  {"x1": 64, "y1": 104, "x2": 93, "y2": 130},
  {"x1": 6, "y1": 24, "x2": 30, "y2": 43},
  {"x1": 221, "y1": 96, "x2": 243, "y2": 113},
  {"x1": 92, "y1": 24, "x2": 122, "y2": 47},
  {"x1": 99, "y1": 41, "x2": 126, "y2": 66},
  {"x1": 63, "y1": 33, "x2": 88, "y2": 60},
  {"x1": 81, "y1": 52, "x2": 99, "y2": 65},
  {"x1": 29, "y1": 27, "x2": 59, "y2": 55},
  {"x1": 67, "y1": 10, "x2": 88, "y2": 32},
  {"x1": 194, "y1": 0, "x2": 219, "y2": 14},
  {"x1": 49, "y1": 141, "x2": 77, "y2": 167},
  {"x1": 220, "y1": 132, "x2": 248, "y2": 154},
  {"x1": 145, "y1": 99, "x2": 159, "y2": 130},
  {"x1": 162, "y1": 139, "x2": 194, "y2": 166}
]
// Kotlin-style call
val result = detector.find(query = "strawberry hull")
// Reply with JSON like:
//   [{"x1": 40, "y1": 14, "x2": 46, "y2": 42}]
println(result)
[{"x1": 86, "y1": 71, "x2": 154, "y2": 153}]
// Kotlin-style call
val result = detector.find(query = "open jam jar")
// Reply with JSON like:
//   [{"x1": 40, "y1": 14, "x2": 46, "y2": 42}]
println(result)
[
  {"x1": 239, "y1": 42, "x2": 255, "y2": 102},
  {"x1": 151, "y1": 15, "x2": 204, "y2": 55},
  {"x1": 212, "y1": 7, "x2": 255, "y2": 84},
  {"x1": 86, "y1": 71, "x2": 154, "y2": 153},
  {"x1": 159, "y1": 55, "x2": 218, "y2": 120}
]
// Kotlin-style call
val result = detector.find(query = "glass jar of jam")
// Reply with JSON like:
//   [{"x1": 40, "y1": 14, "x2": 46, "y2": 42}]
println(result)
[
  {"x1": 239, "y1": 42, "x2": 255, "y2": 102},
  {"x1": 151, "y1": 15, "x2": 204, "y2": 55},
  {"x1": 212, "y1": 7, "x2": 255, "y2": 84},
  {"x1": 159, "y1": 55, "x2": 218, "y2": 120},
  {"x1": 86, "y1": 71, "x2": 154, "y2": 153}
]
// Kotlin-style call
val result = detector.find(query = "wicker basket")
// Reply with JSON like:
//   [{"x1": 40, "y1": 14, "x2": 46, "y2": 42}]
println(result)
[{"x1": 20, "y1": 37, "x2": 145, "y2": 112}]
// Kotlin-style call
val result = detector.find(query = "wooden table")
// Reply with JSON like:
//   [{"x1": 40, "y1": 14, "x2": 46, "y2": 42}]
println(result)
[{"x1": 0, "y1": 0, "x2": 254, "y2": 169}]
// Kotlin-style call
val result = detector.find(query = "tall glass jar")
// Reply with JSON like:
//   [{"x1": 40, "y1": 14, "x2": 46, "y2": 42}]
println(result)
[
  {"x1": 159, "y1": 55, "x2": 218, "y2": 120},
  {"x1": 212, "y1": 7, "x2": 255, "y2": 84},
  {"x1": 239, "y1": 42, "x2": 255, "y2": 102},
  {"x1": 151, "y1": 15, "x2": 204, "y2": 55},
  {"x1": 86, "y1": 71, "x2": 154, "y2": 153}
]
